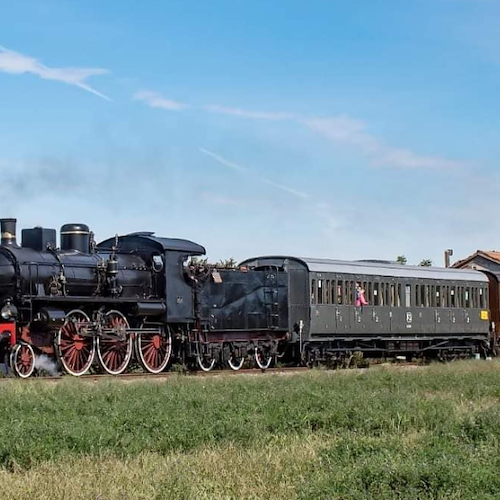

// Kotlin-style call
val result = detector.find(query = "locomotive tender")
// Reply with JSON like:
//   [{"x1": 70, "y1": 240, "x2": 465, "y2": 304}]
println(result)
[{"x1": 0, "y1": 218, "x2": 492, "y2": 378}]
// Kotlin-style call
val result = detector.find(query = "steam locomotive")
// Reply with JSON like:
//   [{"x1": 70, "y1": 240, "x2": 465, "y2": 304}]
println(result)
[{"x1": 0, "y1": 218, "x2": 492, "y2": 378}]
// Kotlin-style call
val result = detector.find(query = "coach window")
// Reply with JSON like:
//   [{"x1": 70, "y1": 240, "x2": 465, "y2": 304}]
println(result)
[
  {"x1": 415, "y1": 284, "x2": 420, "y2": 307},
  {"x1": 348, "y1": 281, "x2": 354, "y2": 304},
  {"x1": 480, "y1": 287, "x2": 485, "y2": 308},
  {"x1": 465, "y1": 287, "x2": 471, "y2": 308},
  {"x1": 317, "y1": 280, "x2": 323, "y2": 304},
  {"x1": 337, "y1": 282, "x2": 343, "y2": 304},
  {"x1": 325, "y1": 280, "x2": 330, "y2": 304},
  {"x1": 311, "y1": 279, "x2": 316, "y2": 304},
  {"x1": 450, "y1": 287, "x2": 456, "y2": 307},
  {"x1": 397, "y1": 284, "x2": 402, "y2": 307},
  {"x1": 405, "y1": 284, "x2": 411, "y2": 308},
  {"x1": 367, "y1": 281, "x2": 373, "y2": 304}
]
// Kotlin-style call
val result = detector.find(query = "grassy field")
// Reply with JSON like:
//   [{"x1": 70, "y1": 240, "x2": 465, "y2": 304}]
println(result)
[{"x1": 1, "y1": 362, "x2": 500, "y2": 499}]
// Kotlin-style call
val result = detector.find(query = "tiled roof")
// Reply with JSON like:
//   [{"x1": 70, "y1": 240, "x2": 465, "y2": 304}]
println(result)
[
  {"x1": 453, "y1": 250, "x2": 500, "y2": 268},
  {"x1": 481, "y1": 251, "x2": 500, "y2": 263}
]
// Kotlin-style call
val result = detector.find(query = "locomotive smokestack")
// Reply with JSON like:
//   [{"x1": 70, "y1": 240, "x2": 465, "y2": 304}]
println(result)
[{"x1": 0, "y1": 218, "x2": 19, "y2": 247}]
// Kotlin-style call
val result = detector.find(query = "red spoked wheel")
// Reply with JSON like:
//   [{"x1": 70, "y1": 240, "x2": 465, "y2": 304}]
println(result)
[
  {"x1": 56, "y1": 309, "x2": 95, "y2": 376},
  {"x1": 97, "y1": 310, "x2": 133, "y2": 375},
  {"x1": 10, "y1": 343, "x2": 35, "y2": 378},
  {"x1": 135, "y1": 325, "x2": 172, "y2": 374}
]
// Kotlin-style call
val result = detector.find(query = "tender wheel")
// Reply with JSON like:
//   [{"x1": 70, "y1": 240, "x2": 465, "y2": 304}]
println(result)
[
  {"x1": 56, "y1": 309, "x2": 95, "y2": 376},
  {"x1": 135, "y1": 325, "x2": 172, "y2": 374},
  {"x1": 196, "y1": 332, "x2": 216, "y2": 372},
  {"x1": 227, "y1": 346, "x2": 245, "y2": 371},
  {"x1": 255, "y1": 346, "x2": 273, "y2": 370},
  {"x1": 97, "y1": 310, "x2": 133, "y2": 375},
  {"x1": 10, "y1": 343, "x2": 35, "y2": 378}
]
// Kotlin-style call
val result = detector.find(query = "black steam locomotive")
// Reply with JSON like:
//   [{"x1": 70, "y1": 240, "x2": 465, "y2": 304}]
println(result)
[
  {"x1": 0, "y1": 218, "x2": 288, "y2": 377},
  {"x1": 0, "y1": 218, "x2": 492, "y2": 378}
]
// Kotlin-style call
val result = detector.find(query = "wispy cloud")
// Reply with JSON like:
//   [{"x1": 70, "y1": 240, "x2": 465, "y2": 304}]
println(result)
[
  {"x1": 199, "y1": 148, "x2": 308, "y2": 199},
  {"x1": 304, "y1": 117, "x2": 466, "y2": 170},
  {"x1": 134, "y1": 90, "x2": 188, "y2": 111},
  {"x1": 135, "y1": 90, "x2": 468, "y2": 171},
  {"x1": 204, "y1": 104, "x2": 294, "y2": 121},
  {"x1": 262, "y1": 179, "x2": 309, "y2": 199},
  {"x1": 199, "y1": 148, "x2": 249, "y2": 172},
  {"x1": 0, "y1": 45, "x2": 110, "y2": 100}
]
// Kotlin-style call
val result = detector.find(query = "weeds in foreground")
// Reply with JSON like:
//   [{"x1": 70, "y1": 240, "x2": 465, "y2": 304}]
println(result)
[{"x1": 1, "y1": 361, "x2": 500, "y2": 499}]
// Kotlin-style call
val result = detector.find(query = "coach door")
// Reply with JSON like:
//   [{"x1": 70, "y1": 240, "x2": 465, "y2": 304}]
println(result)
[
  {"x1": 335, "y1": 278, "x2": 351, "y2": 334},
  {"x1": 368, "y1": 280, "x2": 385, "y2": 335},
  {"x1": 485, "y1": 273, "x2": 499, "y2": 342}
]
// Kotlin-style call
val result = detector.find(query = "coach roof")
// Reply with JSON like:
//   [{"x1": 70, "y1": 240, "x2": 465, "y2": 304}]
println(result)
[{"x1": 241, "y1": 256, "x2": 487, "y2": 283}]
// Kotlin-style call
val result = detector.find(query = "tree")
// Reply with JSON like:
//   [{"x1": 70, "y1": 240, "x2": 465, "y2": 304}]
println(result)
[
  {"x1": 396, "y1": 255, "x2": 407, "y2": 265},
  {"x1": 419, "y1": 259, "x2": 432, "y2": 267},
  {"x1": 216, "y1": 257, "x2": 237, "y2": 269}
]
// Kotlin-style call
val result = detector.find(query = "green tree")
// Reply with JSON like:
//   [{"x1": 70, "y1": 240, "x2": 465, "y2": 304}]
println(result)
[
  {"x1": 419, "y1": 259, "x2": 433, "y2": 267},
  {"x1": 216, "y1": 257, "x2": 237, "y2": 269},
  {"x1": 396, "y1": 255, "x2": 407, "y2": 265}
]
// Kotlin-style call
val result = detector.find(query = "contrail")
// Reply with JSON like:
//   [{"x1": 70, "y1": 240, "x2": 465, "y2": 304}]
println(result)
[{"x1": 199, "y1": 148, "x2": 309, "y2": 199}]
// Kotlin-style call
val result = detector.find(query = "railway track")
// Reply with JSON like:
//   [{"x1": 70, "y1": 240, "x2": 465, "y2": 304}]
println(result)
[
  {"x1": 0, "y1": 360, "x2": 429, "y2": 383},
  {"x1": 0, "y1": 366, "x2": 313, "y2": 383}
]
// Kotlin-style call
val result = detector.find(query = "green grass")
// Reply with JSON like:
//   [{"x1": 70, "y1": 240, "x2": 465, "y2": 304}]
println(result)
[{"x1": 1, "y1": 362, "x2": 500, "y2": 499}]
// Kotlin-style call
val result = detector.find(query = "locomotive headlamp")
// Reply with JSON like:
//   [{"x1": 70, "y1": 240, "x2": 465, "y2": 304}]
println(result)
[{"x1": 1, "y1": 300, "x2": 18, "y2": 321}]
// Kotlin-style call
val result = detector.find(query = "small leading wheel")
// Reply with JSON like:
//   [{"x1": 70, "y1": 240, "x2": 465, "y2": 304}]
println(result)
[
  {"x1": 56, "y1": 309, "x2": 95, "y2": 376},
  {"x1": 255, "y1": 346, "x2": 273, "y2": 370},
  {"x1": 227, "y1": 346, "x2": 245, "y2": 371},
  {"x1": 135, "y1": 325, "x2": 172, "y2": 374},
  {"x1": 196, "y1": 332, "x2": 216, "y2": 372},
  {"x1": 10, "y1": 343, "x2": 35, "y2": 378},
  {"x1": 97, "y1": 310, "x2": 134, "y2": 375}
]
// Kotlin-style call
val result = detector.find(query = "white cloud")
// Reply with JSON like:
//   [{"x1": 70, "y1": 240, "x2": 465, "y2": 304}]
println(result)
[
  {"x1": 135, "y1": 89, "x2": 469, "y2": 171},
  {"x1": 134, "y1": 90, "x2": 188, "y2": 111},
  {"x1": 0, "y1": 45, "x2": 110, "y2": 100},
  {"x1": 304, "y1": 116, "x2": 466, "y2": 170},
  {"x1": 262, "y1": 179, "x2": 309, "y2": 199},
  {"x1": 199, "y1": 148, "x2": 249, "y2": 172},
  {"x1": 204, "y1": 104, "x2": 294, "y2": 121},
  {"x1": 199, "y1": 148, "x2": 308, "y2": 199}
]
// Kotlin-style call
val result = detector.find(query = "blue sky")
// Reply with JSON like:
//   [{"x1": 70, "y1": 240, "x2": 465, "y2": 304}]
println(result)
[{"x1": 0, "y1": 0, "x2": 499, "y2": 264}]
